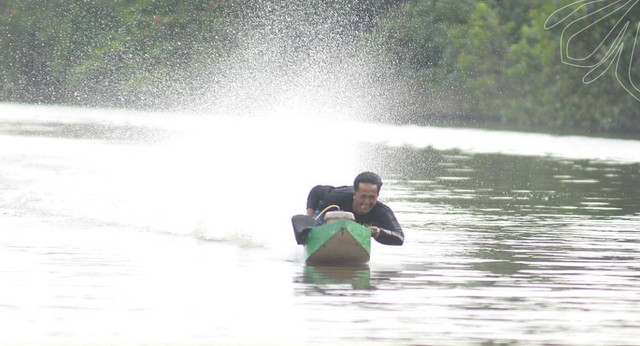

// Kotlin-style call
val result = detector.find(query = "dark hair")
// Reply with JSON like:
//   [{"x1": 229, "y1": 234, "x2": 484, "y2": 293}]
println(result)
[{"x1": 354, "y1": 171, "x2": 382, "y2": 192}]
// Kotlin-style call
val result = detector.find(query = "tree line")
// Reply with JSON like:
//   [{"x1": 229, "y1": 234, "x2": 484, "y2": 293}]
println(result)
[{"x1": 1, "y1": 0, "x2": 639, "y2": 136}]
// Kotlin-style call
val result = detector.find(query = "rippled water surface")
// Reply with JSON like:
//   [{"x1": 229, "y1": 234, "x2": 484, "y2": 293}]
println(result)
[{"x1": 1, "y1": 104, "x2": 640, "y2": 345}]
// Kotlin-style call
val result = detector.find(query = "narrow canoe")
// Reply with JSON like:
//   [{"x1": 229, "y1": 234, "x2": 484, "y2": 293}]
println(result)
[{"x1": 304, "y1": 220, "x2": 371, "y2": 264}]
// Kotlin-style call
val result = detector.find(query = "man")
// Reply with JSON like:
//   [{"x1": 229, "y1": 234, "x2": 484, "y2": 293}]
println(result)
[{"x1": 305, "y1": 172, "x2": 404, "y2": 245}]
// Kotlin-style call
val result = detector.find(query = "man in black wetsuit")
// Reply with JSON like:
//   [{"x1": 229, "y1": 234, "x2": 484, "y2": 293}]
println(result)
[{"x1": 305, "y1": 172, "x2": 404, "y2": 245}]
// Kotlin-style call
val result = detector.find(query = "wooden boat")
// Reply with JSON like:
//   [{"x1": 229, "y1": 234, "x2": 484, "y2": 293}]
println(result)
[{"x1": 292, "y1": 212, "x2": 371, "y2": 265}]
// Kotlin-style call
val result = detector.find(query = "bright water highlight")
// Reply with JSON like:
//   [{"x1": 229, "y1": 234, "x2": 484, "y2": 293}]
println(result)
[{"x1": 1, "y1": 103, "x2": 640, "y2": 345}]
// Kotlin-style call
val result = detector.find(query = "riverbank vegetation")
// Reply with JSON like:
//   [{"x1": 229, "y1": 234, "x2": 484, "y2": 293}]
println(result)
[{"x1": 1, "y1": 0, "x2": 639, "y2": 136}]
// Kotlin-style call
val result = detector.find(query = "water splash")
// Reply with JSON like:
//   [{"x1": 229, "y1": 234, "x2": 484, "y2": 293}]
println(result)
[{"x1": 0, "y1": 104, "x2": 363, "y2": 251}]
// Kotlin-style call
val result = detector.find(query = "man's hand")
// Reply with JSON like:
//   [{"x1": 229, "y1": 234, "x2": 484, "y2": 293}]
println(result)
[{"x1": 368, "y1": 225, "x2": 380, "y2": 239}]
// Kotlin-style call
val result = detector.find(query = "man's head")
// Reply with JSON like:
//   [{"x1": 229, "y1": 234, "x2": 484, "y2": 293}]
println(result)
[{"x1": 352, "y1": 172, "x2": 382, "y2": 215}]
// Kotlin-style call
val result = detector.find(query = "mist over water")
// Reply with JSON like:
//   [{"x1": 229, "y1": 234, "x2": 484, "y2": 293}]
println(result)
[{"x1": 0, "y1": 1, "x2": 446, "y2": 255}]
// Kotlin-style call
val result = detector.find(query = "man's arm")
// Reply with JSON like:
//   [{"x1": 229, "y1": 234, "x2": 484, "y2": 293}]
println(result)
[
  {"x1": 370, "y1": 204, "x2": 404, "y2": 245},
  {"x1": 374, "y1": 226, "x2": 404, "y2": 245}
]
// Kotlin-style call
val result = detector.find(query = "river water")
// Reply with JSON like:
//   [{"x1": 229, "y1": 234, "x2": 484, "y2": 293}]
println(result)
[{"x1": 1, "y1": 103, "x2": 639, "y2": 345}]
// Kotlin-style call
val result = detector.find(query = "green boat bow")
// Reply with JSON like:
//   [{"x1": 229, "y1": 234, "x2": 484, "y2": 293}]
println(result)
[{"x1": 304, "y1": 220, "x2": 371, "y2": 264}]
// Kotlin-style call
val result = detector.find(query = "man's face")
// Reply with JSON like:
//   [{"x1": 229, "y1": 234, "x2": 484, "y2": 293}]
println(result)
[{"x1": 353, "y1": 183, "x2": 379, "y2": 215}]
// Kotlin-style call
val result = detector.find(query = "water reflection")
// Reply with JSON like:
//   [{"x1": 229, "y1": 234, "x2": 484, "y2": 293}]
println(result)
[
  {"x1": 358, "y1": 144, "x2": 640, "y2": 218},
  {"x1": 297, "y1": 265, "x2": 372, "y2": 292}
]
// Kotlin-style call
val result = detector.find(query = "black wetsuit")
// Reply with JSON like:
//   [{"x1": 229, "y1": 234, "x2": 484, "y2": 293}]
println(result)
[{"x1": 306, "y1": 185, "x2": 404, "y2": 245}]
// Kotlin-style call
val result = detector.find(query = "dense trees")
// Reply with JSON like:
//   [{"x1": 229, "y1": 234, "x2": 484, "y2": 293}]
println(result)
[
  {"x1": 1, "y1": 0, "x2": 638, "y2": 135},
  {"x1": 375, "y1": 0, "x2": 640, "y2": 135},
  {"x1": 1, "y1": 0, "x2": 241, "y2": 108}
]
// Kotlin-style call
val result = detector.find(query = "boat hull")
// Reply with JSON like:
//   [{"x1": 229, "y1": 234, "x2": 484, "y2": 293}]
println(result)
[{"x1": 304, "y1": 220, "x2": 371, "y2": 264}]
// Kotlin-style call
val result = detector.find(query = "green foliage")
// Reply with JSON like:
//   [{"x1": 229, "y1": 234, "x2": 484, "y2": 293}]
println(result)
[
  {"x1": 0, "y1": 0, "x2": 231, "y2": 108},
  {"x1": 503, "y1": 2, "x2": 640, "y2": 134},
  {"x1": 375, "y1": 0, "x2": 640, "y2": 135},
  {"x1": 453, "y1": 2, "x2": 510, "y2": 118},
  {"x1": 378, "y1": 0, "x2": 472, "y2": 70}
]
